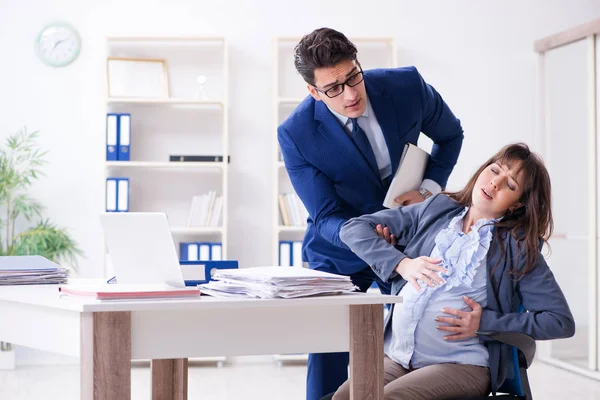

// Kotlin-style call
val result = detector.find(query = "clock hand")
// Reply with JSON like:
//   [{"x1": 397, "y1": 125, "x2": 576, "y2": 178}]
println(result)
[{"x1": 52, "y1": 38, "x2": 66, "y2": 51}]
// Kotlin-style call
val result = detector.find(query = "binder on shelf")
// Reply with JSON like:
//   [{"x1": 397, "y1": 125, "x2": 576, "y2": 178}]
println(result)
[
  {"x1": 106, "y1": 114, "x2": 118, "y2": 161},
  {"x1": 106, "y1": 177, "x2": 130, "y2": 212},
  {"x1": 118, "y1": 114, "x2": 131, "y2": 161},
  {"x1": 180, "y1": 243, "x2": 199, "y2": 261},
  {"x1": 199, "y1": 243, "x2": 211, "y2": 261},
  {"x1": 211, "y1": 243, "x2": 222, "y2": 261},
  {"x1": 279, "y1": 241, "x2": 291, "y2": 267},
  {"x1": 169, "y1": 155, "x2": 230, "y2": 163},
  {"x1": 179, "y1": 260, "x2": 238, "y2": 286},
  {"x1": 105, "y1": 178, "x2": 117, "y2": 212},
  {"x1": 278, "y1": 240, "x2": 303, "y2": 267},
  {"x1": 179, "y1": 242, "x2": 223, "y2": 262},
  {"x1": 292, "y1": 241, "x2": 302, "y2": 267},
  {"x1": 117, "y1": 178, "x2": 129, "y2": 212}
]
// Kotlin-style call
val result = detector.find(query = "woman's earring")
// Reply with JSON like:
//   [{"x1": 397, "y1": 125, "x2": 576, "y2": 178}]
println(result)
[{"x1": 507, "y1": 209, "x2": 514, "y2": 216}]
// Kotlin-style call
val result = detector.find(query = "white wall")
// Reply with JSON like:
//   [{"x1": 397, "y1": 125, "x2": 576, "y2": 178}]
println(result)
[{"x1": 1, "y1": 0, "x2": 599, "y2": 363}]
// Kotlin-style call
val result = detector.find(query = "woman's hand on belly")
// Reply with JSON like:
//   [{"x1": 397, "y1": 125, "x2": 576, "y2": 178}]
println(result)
[{"x1": 435, "y1": 296, "x2": 482, "y2": 341}]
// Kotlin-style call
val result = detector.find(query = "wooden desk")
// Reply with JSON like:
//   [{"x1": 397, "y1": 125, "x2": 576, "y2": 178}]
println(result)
[{"x1": 0, "y1": 285, "x2": 401, "y2": 399}]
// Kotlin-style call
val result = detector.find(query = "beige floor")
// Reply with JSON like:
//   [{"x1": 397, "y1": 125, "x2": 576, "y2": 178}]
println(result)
[{"x1": 0, "y1": 356, "x2": 599, "y2": 399}]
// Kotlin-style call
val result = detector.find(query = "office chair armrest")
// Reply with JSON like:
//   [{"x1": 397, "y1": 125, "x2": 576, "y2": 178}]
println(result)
[{"x1": 476, "y1": 331, "x2": 536, "y2": 368}]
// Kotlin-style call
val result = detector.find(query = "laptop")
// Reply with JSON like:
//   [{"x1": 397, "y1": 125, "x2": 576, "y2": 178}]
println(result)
[{"x1": 99, "y1": 212, "x2": 186, "y2": 288}]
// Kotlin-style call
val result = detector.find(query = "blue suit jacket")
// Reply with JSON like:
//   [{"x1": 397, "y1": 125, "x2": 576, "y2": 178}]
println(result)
[
  {"x1": 277, "y1": 66, "x2": 464, "y2": 276},
  {"x1": 339, "y1": 194, "x2": 576, "y2": 393}
]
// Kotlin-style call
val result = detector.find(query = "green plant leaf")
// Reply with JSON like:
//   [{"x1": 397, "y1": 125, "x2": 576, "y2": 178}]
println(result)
[
  {"x1": 10, "y1": 193, "x2": 44, "y2": 222},
  {"x1": 10, "y1": 219, "x2": 82, "y2": 271},
  {"x1": 0, "y1": 126, "x2": 83, "y2": 270}
]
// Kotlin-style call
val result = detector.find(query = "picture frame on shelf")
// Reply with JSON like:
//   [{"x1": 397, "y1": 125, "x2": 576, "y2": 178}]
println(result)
[{"x1": 106, "y1": 57, "x2": 169, "y2": 98}]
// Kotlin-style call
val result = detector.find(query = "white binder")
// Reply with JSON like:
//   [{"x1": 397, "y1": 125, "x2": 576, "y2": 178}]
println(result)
[
  {"x1": 117, "y1": 178, "x2": 129, "y2": 212},
  {"x1": 383, "y1": 143, "x2": 429, "y2": 209}
]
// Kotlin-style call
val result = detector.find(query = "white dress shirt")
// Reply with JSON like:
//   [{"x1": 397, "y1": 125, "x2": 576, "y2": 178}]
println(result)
[{"x1": 327, "y1": 96, "x2": 441, "y2": 195}]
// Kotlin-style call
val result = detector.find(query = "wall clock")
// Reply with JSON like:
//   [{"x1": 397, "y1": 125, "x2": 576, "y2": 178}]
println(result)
[{"x1": 35, "y1": 23, "x2": 81, "y2": 67}]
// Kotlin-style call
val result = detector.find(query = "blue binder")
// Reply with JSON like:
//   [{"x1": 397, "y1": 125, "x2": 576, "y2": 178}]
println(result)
[
  {"x1": 180, "y1": 242, "x2": 199, "y2": 261},
  {"x1": 180, "y1": 260, "x2": 238, "y2": 286},
  {"x1": 278, "y1": 240, "x2": 303, "y2": 267},
  {"x1": 279, "y1": 240, "x2": 292, "y2": 267},
  {"x1": 179, "y1": 242, "x2": 223, "y2": 261},
  {"x1": 210, "y1": 243, "x2": 222, "y2": 260},
  {"x1": 105, "y1": 178, "x2": 117, "y2": 212},
  {"x1": 106, "y1": 177, "x2": 129, "y2": 212},
  {"x1": 116, "y1": 178, "x2": 129, "y2": 212},
  {"x1": 106, "y1": 114, "x2": 119, "y2": 161},
  {"x1": 118, "y1": 114, "x2": 131, "y2": 161}
]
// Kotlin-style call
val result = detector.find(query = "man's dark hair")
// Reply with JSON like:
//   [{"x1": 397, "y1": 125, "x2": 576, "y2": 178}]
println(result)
[{"x1": 294, "y1": 28, "x2": 358, "y2": 86}]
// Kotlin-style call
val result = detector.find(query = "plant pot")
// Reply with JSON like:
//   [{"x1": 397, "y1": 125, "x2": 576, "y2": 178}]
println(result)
[{"x1": 0, "y1": 349, "x2": 16, "y2": 370}]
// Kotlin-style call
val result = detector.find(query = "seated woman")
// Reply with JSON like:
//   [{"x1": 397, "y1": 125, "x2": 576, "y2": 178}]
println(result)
[{"x1": 332, "y1": 142, "x2": 575, "y2": 400}]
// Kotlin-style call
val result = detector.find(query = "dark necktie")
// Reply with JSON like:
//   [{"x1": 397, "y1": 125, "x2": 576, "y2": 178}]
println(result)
[{"x1": 350, "y1": 118, "x2": 379, "y2": 176}]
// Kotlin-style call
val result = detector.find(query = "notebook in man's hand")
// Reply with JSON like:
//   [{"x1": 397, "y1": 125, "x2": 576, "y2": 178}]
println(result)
[{"x1": 383, "y1": 143, "x2": 429, "y2": 209}]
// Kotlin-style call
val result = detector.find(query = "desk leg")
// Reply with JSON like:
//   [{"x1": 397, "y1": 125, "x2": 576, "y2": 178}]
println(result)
[
  {"x1": 349, "y1": 304, "x2": 384, "y2": 400},
  {"x1": 81, "y1": 312, "x2": 132, "y2": 400},
  {"x1": 151, "y1": 358, "x2": 188, "y2": 400}
]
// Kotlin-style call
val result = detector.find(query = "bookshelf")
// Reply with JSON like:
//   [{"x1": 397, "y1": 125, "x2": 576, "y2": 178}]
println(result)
[
  {"x1": 271, "y1": 36, "x2": 397, "y2": 364},
  {"x1": 104, "y1": 36, "x2": 229, "y2": 366}
]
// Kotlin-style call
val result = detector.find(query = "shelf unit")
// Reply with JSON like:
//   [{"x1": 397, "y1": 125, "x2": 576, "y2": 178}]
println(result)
[
  {"x1": 272, "y1": 36, "x2": 397, "y2": 266},
  {"x1": 271, "y1": 36, "x2": 397, "y2": 364},
  {"x1": 103, "y1": 36, "x2": 229, "y2": 367},
  {"x1": 534, "y1": 18, "x2": 600, "y2": 380},
  {"x1": 104, "y1": 35, "x2": 229, "y2": 266}
]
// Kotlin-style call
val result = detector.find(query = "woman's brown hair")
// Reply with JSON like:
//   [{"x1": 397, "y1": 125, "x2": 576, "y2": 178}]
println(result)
[{"x1": 445, "y1": 142, "x2": 553, "y2": 276}]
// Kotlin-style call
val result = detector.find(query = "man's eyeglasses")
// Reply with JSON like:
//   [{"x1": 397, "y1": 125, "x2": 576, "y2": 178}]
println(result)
[{"x1": 314, "y1": 68, "x2": 364, "y2": 98}]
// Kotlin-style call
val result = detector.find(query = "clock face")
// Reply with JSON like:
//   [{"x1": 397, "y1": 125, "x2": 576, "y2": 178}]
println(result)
[{"x1": 35, "y1": 23, "x2": 81, "y2": 67}]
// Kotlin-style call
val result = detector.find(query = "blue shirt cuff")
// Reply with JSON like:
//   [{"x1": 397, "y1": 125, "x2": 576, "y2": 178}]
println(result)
[{"x1": 420, "y1": 179, "x2": 442, "y2": 196}]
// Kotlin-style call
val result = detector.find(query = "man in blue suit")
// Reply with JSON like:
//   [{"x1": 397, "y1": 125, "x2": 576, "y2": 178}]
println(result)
[{"x1": 277, "y1": 27, "x2": 464, "y2": 400}]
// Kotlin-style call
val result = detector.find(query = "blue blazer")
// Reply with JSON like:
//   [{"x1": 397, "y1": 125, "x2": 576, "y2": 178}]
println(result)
[
  {"x1": 278, "y1": 66, "x2": 464, "y2": 276},
  {"x1": 339, "y1": 193, "x2": 576, "y2": 394}
]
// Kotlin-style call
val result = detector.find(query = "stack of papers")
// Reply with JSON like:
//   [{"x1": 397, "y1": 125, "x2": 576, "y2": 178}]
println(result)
[
  {"x1": 198, "y1": 266, "x2": 358, "y2": 299},
  {"x1": 0, "y1": 255, "x2": 69, "y2": 285}
]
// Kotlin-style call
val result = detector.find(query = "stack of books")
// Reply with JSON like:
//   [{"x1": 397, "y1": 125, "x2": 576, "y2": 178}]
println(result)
[
  {"x1": 198, "y1": 266, "x2": 357, "y2": 299},
  {"x1": 186, "y1": 190, "x2": 224, "y2": 227},
  {"x1": 278, "y1": 192, "x2": 309, "y2": 226},
  {"x1": 0, "y1": 256, "x2": 69, "y2": 286}
]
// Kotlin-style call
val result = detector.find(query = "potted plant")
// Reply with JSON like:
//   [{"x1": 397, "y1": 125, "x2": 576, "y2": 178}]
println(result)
[{"x1": 0, "y1": 126, "x2": 82, "y2": 370}]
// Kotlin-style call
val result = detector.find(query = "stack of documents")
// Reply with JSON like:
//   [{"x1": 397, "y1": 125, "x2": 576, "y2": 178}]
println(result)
[
  {"x1": 0, "y1": 255, "x2": 69, "y2": 285},
  {"x1": 198, "y1": 266, "x2": 358, "y2": 299}
]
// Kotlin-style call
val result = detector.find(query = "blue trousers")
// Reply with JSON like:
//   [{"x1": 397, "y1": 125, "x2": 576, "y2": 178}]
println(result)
[{"x1": 306, "y1": 267, "x2": 392, "y2": 400}]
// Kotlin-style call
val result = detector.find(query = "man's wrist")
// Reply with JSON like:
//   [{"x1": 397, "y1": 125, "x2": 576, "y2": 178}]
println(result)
[
  {"x1": 418, "y1": 187, "x2": 433, "y2": 199},
  {"x1": 420, "y1": 179, "x2": 442, "y2": 196}
]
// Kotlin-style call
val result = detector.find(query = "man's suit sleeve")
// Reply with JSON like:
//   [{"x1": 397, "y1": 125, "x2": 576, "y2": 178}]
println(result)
[
  {"x1": 339, "y1": 196, "x2": 434, "y2": 282},
  {"x1": 416, "y1": 69, "x2": 464, "y2": 189},
  {"x1": 277, "y1": 125, "x2": 352, "y2": 249}
]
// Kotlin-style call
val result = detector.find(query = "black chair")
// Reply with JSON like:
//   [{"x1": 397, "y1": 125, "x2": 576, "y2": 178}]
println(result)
[
  {"x1": 319, "y1": 331, "x2": 535, "y2": 400},
  {"x1": 452, "y1": 331, "x2": 535, "y2": 400}
]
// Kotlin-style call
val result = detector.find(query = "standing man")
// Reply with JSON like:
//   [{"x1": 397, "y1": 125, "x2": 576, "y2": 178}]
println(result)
[{"x1": 277, "y1": 27, "x2": 464, "y2": 400}]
